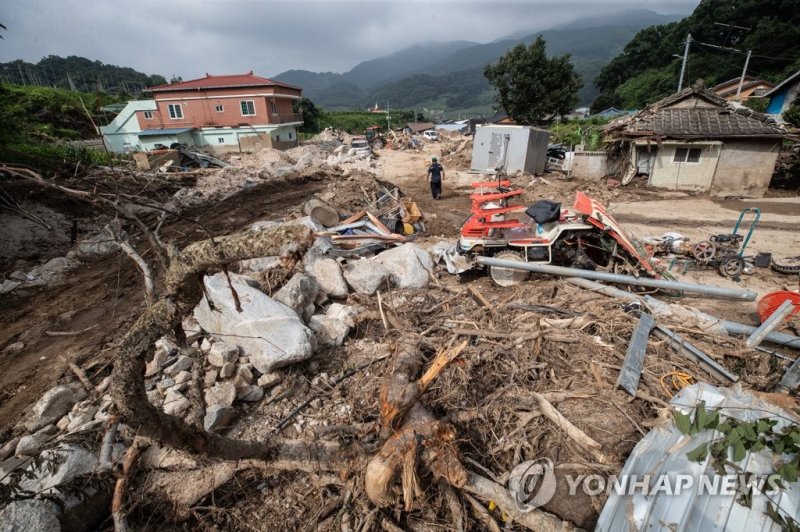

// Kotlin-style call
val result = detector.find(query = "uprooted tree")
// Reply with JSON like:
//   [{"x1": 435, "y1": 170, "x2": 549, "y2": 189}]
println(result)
[
  {"x1": 2, "y1": 165, "x2": 579, "y2": 531},
  {"x1": 484, "y1": 36, "x2": 583, "y2": 125}
]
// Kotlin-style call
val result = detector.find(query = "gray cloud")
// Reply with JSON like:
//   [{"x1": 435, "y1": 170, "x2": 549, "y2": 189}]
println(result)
[{"x1": 1, "y1": 0, "x2": 698, "y2": 79}]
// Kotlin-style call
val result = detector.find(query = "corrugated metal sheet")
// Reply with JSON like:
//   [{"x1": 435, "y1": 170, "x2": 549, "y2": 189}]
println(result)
[{"x1": 596, "y1": 383, "x2": 800, "y2": 531}]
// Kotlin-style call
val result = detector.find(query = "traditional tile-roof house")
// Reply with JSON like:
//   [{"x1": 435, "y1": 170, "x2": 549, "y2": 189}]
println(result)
[
  {"x1": 403, "y1": 122, "x2": 436, "y2": 135},
  {"x1": 101, "y1": 71, "x2": 303, "y2": 153},
  {"x1": 604, "y1": 83, "x2": 785, "y2": 197},
  {"x1": 712, "y1": 76, "x2": 775, "y2": 101},
  {"x1": 765, "y1": 68, "x2": 800, "y2": 122}
]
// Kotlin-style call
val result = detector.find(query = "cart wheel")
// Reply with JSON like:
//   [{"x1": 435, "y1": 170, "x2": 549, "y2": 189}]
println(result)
[
  {"x1": 490, "y1": 251, "x2": 529, "y2": 287},
  {"x1": 692, "y1": 240, "x2": 716, "y2": 263},
  {"x1": 719, "y1": 256, "x2": 745, "y2": 277}
]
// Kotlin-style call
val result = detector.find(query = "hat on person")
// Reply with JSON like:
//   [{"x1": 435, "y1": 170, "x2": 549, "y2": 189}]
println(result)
[{"x1": 432, "y1": 156, "x2": 438, "y2": 162}]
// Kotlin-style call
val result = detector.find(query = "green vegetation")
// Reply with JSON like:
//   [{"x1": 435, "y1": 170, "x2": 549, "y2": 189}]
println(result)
[
  {"x1": 0, "y1": 83, "x2": 124, "y2": 172},
  {"x1": 314, "y1": 109, "x2": 426, "y2": 135},
  {"x1": 674, "y1": 402, "x2": 800, "y2": 528},
  {"x1": 784, "y1": 99, "x2": 800, "y2": 128},
  {"x1": 484, "y1": 36, "x2": 582, "y2": 125},
  {"x1": 593, "y1": 0, "x2": 800, "y2": 111},
  {"x1": 0, "y1": 55, "x2": 166, "y2": 94},
  {"x1": 549, "y1": 117, "x2": 611, "y2": 151}
]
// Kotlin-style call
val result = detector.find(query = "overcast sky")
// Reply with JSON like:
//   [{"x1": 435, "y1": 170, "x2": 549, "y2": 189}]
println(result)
[{"x1": 1, "y1": 0, "x2": 698, "y2": 79}]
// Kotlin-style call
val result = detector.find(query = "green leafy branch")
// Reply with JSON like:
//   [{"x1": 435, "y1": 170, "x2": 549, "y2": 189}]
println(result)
[{"x1": 673, "y1": 402, "x2": 800, "y2": 529}]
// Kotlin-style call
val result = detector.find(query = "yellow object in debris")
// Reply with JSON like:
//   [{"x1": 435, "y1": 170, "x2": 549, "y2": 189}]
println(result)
[
  {"x1": 402, "y1": 223, "x2": 415, "y2": 235},
  {"x1": 401, "y1": 200, "x2": 422, "y2": 223},
  {"x1": 487, "y1": 500, "x2": 496, "y2": 512},
  {"x1": 660, "y1": 371, "x2": 695, "y2": 398}
]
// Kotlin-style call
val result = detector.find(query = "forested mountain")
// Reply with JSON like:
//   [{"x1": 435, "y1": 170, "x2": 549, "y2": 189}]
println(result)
[
  {"x1": 273, "y1": 9, "x2": 685, "y2": 112},
  {"x1": 0, "y1": 55, "x2": 167, "y2": 94},
  {"x1": 592, "y1": 0, "x2": 800, "y2": 112}
]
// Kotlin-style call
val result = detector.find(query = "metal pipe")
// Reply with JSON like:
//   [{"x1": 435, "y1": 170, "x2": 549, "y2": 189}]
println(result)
[
  {"x1": 567, "y1": 278, "x2": 800, "y2": 350},
  {"x1": 746, "y1": 299, "x2": 796, "y2": 348},
  {"x1": 477, "y1": 257, "x2": 758, "y2": 301},
  {"x1": 653, "y1": 325, "x2": 739, "y2": 382},
  {"x1": 652, "y1": 325, "x2": 738, "y2": 382}
]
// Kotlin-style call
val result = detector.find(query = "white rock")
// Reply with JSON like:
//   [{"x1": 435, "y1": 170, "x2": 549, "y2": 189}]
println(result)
[
  {"x1": 164, "y1": 355, "x2": 192, "y2": 376},
  {"x1": 163, "y1": 389, "x2": 190, "y2": 416},
  {"x1": 373, "y1": 243, "x2": 433, "y2": 289},
  {"x1": 57, "y1": 416, "x2": 70, "y2": 431},
  {"x1": 147, "y1": 390, "x2": 163, "y2": 408},
  {"x1": 155, "y1": 336, "x2": 179, "y2": 356},
  {"x1": 343, "y1": 259, "x2": 390, "y2": 295},
  {"x1": 205, "y1": 381, "x2": 236, "y2": 407},
  {"x1": 19, "y1": 443, "x2": 100, "y2": 497},
  {"x1": 0, "y1": 499, "x2": 61, "y2": 531},
  {"x1": 204, "y1": 369, "x2": 219, "y2": 386},
  {"x1": 204, "y1": 405, "x2": 238, "y2": 433},
  {"x1": 193, "y1": 273, "x2": 315, "y2": 373},
  {"x1": 237, "y1": 364, "x2": 254, "y2": 384},
  {"x1": 257, "y1": 372, "x2": 283, "y2": 389},
  {"x1": 156, "y1": 378, "x2": 175, "y2": 392},
  {"x1": 16, "y1": 425, "x2": 58, "y2": 457},
  {"x1": 309, "y1": 315, "x2": 351, "y2": 347},
  {"x1": 173, "y1": 371, "x2": 192, "y2": 385},
  {"x1": 237, "y1": 385, "x2": 264, "y2": 402},
  {"x1": 5, "y1": 342, "x2": 24, "y2": 353},
  {"x1": 305, "y1": 258, "x2": 348, "y2": 298},
  {"x1": 208, "y1": 340, "x2": 239, "y2": 367},
  {"x1": 200, "y1": 338, "x2": 212, "y2": 353},
  {"x1": 24, "y1": 384, "x2": 87, "y2": 432},
  {"x1": 219, "y1": 362, "x2": 236, "y2": 379},
  {"x1": 274, "y1": 273, "x2": 319, "y2": 321},
  {"x1": 145, "y1": 348, "x2": 169, "y2": 377}
]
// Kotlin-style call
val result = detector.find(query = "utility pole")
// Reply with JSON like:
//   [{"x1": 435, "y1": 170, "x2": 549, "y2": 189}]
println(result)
[
  {"x1": 736, "y1": 49, "x2": 752, "y2": 98},
  {"x1": 678, "y1": 33, "x2": 691, "y2": 92}
]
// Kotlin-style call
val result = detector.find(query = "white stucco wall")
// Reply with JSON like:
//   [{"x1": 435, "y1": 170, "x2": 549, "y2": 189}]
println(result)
[{"x1": 647, "y1": 143, "x2": 722, "y2": 191}]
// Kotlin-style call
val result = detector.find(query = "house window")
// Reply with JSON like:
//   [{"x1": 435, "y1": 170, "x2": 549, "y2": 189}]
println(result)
[
  {"x1": 240, "y1": 100, "x2": 256, "y2": 116},
  {"x1": 215, "y1": 105, "x2": 224, "y2": 112},
  {"x1": 143, "y1": 110, "x2": 153, "y2": 120},
  {"x1": 218, "y1": 137, "x2": 225, "y2": 144},
  {"x1": 673, "y1": 147, "x2": 702, "y2": 163},
  {"x1": 271, "y1": 101, "x2": 278, "y2": 115},
  {"x1": 167, "y1": 104, "x2": 183, "y2": 119},
  {"x1": 288, "y1": 132, "x2": 293, "y2": 140},
  {"x1": 276, "y1": 135, "x2": 280, "y2": 142}
]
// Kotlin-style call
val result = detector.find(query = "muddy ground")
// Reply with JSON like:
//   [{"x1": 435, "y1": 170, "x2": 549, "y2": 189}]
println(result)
[{"x1": 1, "y1": 137, "x2": 799, "y2": 530}]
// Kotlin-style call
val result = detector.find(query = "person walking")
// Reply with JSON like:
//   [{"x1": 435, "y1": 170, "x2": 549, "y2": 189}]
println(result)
[{"x1": 427, "y1": 156, "x2": 445, "y2": 200}]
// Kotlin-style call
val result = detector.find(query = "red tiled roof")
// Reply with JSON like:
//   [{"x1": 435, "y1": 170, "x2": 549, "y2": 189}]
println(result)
[{"x1": 148, "y1": 71, "x2": 301, "y2": 92}]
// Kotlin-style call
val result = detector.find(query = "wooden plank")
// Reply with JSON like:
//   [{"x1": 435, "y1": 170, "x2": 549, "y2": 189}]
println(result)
[{"x1": 616, "y1": 313, "x2": 655, "y2": 396}]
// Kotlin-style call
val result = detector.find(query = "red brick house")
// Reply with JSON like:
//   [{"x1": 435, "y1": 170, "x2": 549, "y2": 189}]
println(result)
[{"x1": 102, "y1": 72, "x2": 303, "y2": 153}]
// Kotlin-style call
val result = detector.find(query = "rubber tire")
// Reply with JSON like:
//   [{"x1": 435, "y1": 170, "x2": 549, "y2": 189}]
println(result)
[
  {"x1": 719, "y1": 256, "x2": 745, "y2": 278},
  {"x1": 490, "y1": 251, "x2": 530, "y2": 287}
]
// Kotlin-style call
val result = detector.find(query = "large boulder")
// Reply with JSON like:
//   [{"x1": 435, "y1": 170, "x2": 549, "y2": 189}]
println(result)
[
  {"x1": 274, "y1": 273, "x2": 319, "y2": 322},
  {"x1": 0, "y1": 499, "x2": 61, "y2": 532},
  {"x1": 374, "y1": 243, "x2": 433, "y2": 289},
  {"x1": 193, "y1": 273, "x2": 315, "y2": 373},
  {"x1": 305, "y1": 259, "x2": 348, "y2": 298},
  {"x1": 343, "y1": 260, "x2": 390, "y2": 295},
  {"x1": 23, "y1": 384, "x2": 87, "y2": 433}
]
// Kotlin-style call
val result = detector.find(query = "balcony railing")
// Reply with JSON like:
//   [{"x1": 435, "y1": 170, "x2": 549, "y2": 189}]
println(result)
[{"x1": 271, "y1": 113, "x2": 303, "y2": 124}]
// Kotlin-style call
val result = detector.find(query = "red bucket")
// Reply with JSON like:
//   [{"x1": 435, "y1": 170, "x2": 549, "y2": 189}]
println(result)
[{"x1": 756, "y1": 291, "x2": 800, "y2": 324}]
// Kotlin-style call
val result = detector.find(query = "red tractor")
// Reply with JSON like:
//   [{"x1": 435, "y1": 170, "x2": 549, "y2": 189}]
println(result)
[{"x1": 456, "y1": 180, "x2": 658, "y2": 286}]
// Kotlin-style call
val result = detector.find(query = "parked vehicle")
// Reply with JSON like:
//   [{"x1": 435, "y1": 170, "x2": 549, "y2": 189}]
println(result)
[
  {"x1": 350, "y1": 137, "x2": 371, "y2": 157},
  {"x1": 365, "y1": 126, "x2": 385, "y2": 149},
  {"x1": 422, "y1": 130, "x2": 439, "y2": 141}
]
